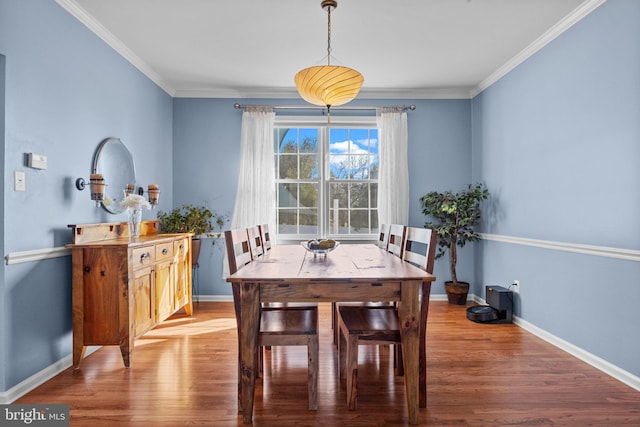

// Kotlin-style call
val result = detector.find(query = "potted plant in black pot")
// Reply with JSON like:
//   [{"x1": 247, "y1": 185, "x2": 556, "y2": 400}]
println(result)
[
  {"x1": 419, "y1": 183, "x2": 489, "y2": 305},
  {"x1": 157, "y1": 204, "x2": 228, "y2": 267}
]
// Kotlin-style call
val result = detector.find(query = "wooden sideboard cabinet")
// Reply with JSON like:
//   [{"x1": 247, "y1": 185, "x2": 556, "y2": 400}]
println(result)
[{"x1": 66, "y1": 220, "x2": 193, "y2": 368}]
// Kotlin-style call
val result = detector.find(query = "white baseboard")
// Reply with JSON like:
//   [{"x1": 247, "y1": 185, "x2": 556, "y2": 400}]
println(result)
[
  {"x1": 0, "y1": 347, "x2": 100, "y2": 404},
  {"x1": 513, "y1": 315, "x2": 640, "y2": 392},
  {"x1": 193, "y1": 295, "x2": 233, "y2": 302},
  {"x1": 468, "y1": 293, "x2": 640, "y2": 392}
]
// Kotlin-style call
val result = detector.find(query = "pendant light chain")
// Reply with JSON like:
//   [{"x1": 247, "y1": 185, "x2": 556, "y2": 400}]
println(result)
[
  {"x1": 327, "y1": 8, "x2": 332, "y2": 117},
  {"x1": 327, "y1": 5, "x2": 332, "y2": 66}
]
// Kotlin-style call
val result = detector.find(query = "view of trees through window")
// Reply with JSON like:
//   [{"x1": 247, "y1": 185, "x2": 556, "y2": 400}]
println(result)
[{"x1": 275, "y1": 122, "x2": 379, "y2": 238}]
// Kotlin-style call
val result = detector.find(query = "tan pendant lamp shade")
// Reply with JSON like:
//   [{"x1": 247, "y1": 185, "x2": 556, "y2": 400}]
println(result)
[
  {"x1": 294, "y1": 0, "x2": 363, "y2": 108},
  {"x1": 295, "y1": 65, "x2": 363, "y2": 107}
]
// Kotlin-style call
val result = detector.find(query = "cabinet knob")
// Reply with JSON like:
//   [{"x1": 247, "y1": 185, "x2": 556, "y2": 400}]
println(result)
[
  {"x1": 162, "y1": 248, "x2": 169, "y2": 255},
  {"x1": 140, "y1": 252, "x2": 150, "y2": 262}
]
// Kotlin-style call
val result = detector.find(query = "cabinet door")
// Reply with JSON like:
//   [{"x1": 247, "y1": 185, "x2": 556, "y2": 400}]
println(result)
[
  {"x1": 133, "y1": 266, "x2": 154, "y2": 337},
  {"x1": 155, "y1": 258, "x2": 175, "y2": 321},
  {"x1": 81, "y1": 247, "x2": 126, "y2": 344},
  {"x1": 174, "y1": 238, "x2": 190, "y2": 309}
]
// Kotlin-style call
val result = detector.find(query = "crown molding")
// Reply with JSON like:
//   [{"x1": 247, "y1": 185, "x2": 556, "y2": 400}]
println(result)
[
  {"x1": 470, "y1": 0, "x2": 608, "y2": 98},
  {"x1": 55, "y1": 0, "x2": 176, "y2": 96},
  {"x1": 357, "y1": 87, "x2": 473, "y2": 100},
  {"x1": 173, "y1": 87, "x2": 301, "y2": 99},
  {"x1": 173, "y1": 86, "x2": 473, "y2": 100}
]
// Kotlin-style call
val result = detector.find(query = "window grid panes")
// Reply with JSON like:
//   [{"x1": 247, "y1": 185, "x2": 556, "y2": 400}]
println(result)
[{"x1": 274, "y1": 121, "x2": 378, "y2": 239}]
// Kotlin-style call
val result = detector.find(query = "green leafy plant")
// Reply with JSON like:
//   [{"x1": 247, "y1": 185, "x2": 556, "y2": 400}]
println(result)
[
  {"x1": 419, "y1": 183, "x2": 489, "y2": 286},
  {"x1": 157, "y1": 204, "x2": 228, "y2": 241}
]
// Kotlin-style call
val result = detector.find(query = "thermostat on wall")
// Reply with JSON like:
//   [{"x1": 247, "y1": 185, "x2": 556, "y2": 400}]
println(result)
[{"x1": 28, "y1": 153, "x2": 47, "y2": 169}]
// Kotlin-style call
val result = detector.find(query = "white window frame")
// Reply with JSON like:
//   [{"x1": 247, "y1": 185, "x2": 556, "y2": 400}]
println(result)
[{"x1": 274, "y1": 115, "x2": 378, "y2": 244}]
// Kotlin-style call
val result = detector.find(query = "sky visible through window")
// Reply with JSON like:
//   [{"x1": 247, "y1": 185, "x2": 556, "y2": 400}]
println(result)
[{"x1": 329, "y1": 128, "x2": 378, "y2": 180}]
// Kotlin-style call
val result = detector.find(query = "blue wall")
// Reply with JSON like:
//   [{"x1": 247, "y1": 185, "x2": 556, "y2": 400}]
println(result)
[
  {"x1": 172, "y1": 98, "x2": 472, "y2": 296},
  {"x1": 1, "y1": 0, "x2": 173, "y2": 391},
  {"x1": 472, "y1": 0, "x2": 640, "y2": 377}
]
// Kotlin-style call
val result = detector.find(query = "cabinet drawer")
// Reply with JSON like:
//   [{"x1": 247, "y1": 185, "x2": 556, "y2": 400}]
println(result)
[
  {"x1": 174, "y1": 238, "x2": 188, "y2": 260},
  {"x1": 131, "y1": 246, "x2": 155, "y2": 270},
  {"x1": 155, "y1": 241, "x2": 174, "y2": 261}
]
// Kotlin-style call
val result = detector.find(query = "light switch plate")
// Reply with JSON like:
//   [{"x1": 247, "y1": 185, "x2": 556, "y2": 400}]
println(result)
[{"x1": 14, "y1": 171, "x2": 26, "y2": 192}]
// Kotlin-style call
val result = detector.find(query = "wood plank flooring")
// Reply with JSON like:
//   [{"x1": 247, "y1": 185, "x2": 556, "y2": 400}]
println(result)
[{"x1": 15, "y1": 302, "x2": 640, "y2": 426}]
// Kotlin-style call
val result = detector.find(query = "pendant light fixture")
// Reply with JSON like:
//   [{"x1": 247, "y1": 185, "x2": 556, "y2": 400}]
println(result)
[{"x1": 294, "y1": 0, "x2": 364, "y2": 111}]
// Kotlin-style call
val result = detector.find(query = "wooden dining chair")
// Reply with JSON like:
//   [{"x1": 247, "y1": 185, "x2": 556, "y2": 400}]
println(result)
[
  {"x1": 224, "y1": 228, "x2": 319, "y2": 411},
  {"x1": 386, "y1": 223, "x2": 406, "y2": 258},
  {"x1": 336, "y1": 226, "x2": 437, "y2": 410},
  {"x1": 331, "y1": 223, "x2": 396, "y2": 345},
  {"x1": 377, "y1": 223, "x2": 390, "y2": 249},
  {"x1": 255, "y1": 224, "x2": 315, "y2": 313},
  {"x1": 258, "y1": 223, "x2": 272, "y2": 251},
  {"x1": 247, "y1": 225, "x2": 265, "y2": 259}
]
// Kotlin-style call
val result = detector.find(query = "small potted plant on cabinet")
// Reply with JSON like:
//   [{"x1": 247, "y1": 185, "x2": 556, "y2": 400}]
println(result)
[
  {"x1": 419, "y1": 183, "x2": 489, "y2": 305},
  {"x1": 157, "y1": 204, "x2": 228, "y2": 267}
]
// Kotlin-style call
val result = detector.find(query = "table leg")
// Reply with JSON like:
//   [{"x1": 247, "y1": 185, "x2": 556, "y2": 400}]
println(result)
[
  {"x1": 419, "y1": 281, "x2": 432, "y2": 408},
  {"x1": 240, "y1": 282, "x2": 260, "y2": 424},
  {"x1": 398, "y1": 281, "x2": 420, "y2": 425}
]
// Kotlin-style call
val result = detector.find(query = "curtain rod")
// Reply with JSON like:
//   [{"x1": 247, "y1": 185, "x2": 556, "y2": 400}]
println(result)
[{"x1": 233, "y1": 103, "x2": 416, "y2": 112}]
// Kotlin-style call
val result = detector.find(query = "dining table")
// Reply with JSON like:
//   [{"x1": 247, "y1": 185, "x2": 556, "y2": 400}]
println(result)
[{"x1": 226, "y1": 243, "x2": 436, "y2": 425}]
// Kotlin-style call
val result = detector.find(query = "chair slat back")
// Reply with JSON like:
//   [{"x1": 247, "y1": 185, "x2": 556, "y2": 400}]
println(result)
[
  {"x1": 259, "y1": 224, "x2": 272, "y2": 251},
  {"x1": 377, "y1": 223, "x2": 390, "y2": 249},
  {"x1": 247, "y1": 226, "x2": 264, "y2": 259},
  {"x1": 224, "y1": 228, "x2": 253, "y2": 274},
  {"x1": 386, "y1": 224, "x2": 406, "y2": 258},
  {"x1": 403, "y1": 227, "x2": 437, "y2": 273}
]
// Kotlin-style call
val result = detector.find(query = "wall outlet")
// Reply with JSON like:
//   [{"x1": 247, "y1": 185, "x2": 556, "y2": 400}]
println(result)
[{"x1": 513, "y1": 279, "x2": 520, "y2": 294}]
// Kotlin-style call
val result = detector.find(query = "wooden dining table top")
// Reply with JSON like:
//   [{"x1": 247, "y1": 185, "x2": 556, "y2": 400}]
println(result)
[{"x1": 227, "y1": 242, "x2": 435, "y2": 285}]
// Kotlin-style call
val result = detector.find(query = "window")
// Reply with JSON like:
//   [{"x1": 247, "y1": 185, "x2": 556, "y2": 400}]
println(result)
[{"x1": 274, "y1": 116, "x2": 378, "y2": 240}]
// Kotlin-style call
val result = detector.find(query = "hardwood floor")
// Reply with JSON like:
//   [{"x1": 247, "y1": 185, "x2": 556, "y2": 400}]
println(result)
[{"x1": 16, "y1": 301, "x2": 640, "y2": 426}]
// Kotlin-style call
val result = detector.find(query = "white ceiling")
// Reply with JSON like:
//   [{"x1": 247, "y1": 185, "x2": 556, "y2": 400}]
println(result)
[{"x1": 57, "y1": 0, "x2": 603, "y2": 99}]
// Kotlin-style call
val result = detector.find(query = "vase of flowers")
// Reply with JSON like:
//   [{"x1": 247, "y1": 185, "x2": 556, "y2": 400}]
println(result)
[{"x1": 120, "y1": 194, "x2": 151, "y2": 238}]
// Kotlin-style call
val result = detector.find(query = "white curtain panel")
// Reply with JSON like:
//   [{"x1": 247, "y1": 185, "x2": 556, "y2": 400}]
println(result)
[
  {"x1": 224, "y1": 109, "x2": 276, "y2": 277},
  {"x1": 377, "y1": 110, "x2": 409, "y2": 226}
]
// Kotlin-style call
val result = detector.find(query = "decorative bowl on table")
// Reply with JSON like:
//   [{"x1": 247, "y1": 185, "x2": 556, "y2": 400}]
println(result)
[{"x1": 301, "y1": 239, "x2": 340, "y2": 256}]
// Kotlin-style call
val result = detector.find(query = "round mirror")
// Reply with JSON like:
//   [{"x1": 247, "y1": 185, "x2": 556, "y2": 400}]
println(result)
[{"x1": 93, "y1": 137, "x2": 136, "y2": 214}]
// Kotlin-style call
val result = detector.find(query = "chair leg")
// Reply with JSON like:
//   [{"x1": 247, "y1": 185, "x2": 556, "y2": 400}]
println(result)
[
  {"x1": 308, "y1": 336, "x2": 319, "y2": 410},
  {"x1": 332, "y1": 302, "x2": 338, "y2": 345},
  {"x1": 338, "y1": 322, "x2": 346, "y2": 379},
  {"x1": 394, "y1": 344, "x2": 404, "y2": 376},
  {"x1": 345, "y1": 333, "x2": 359, "y2": 410}
]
